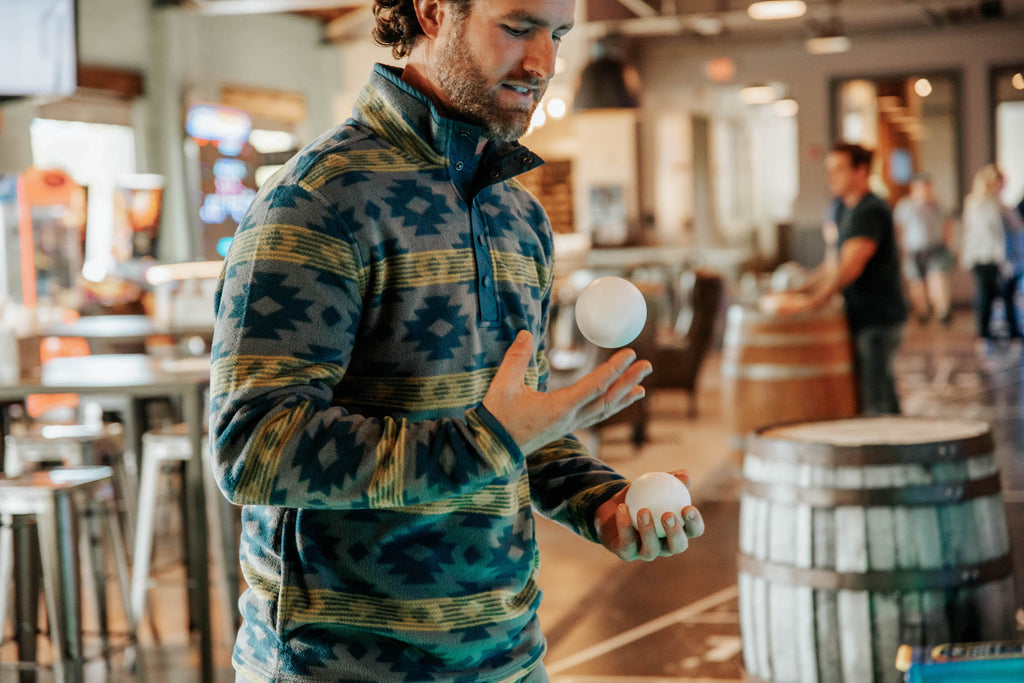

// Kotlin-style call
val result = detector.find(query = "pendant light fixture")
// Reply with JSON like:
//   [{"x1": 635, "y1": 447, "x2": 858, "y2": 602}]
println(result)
[
  {"x1": 574, "y1": 38, "x2": 641, "y2": 111},
  {"x1": 805, "y1": 1, "x2": 851, "y2": 54}
]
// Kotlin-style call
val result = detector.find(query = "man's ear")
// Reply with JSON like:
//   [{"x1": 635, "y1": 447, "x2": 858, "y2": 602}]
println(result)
[{"x1": 412, "y1": 0, "x2": 444, "y2": 40}]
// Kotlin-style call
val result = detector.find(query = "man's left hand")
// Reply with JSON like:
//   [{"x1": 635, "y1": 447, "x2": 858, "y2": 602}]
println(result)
[
  {"x1": 594, "y1": 470, "x2": 705, "y2": 561},
  {"x1": 759, "y1": 290, "x2": 816, "y2": 317}
]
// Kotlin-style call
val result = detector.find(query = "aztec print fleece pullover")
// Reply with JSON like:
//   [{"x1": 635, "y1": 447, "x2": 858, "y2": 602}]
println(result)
[{"x1": 210, "y1": 64, "x2": 629, "y2": 683}]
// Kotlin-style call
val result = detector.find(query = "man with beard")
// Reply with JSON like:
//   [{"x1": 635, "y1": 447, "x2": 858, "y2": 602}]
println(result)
[{"x1": 210, "y1": 1, "x2": 705, "y2": 682}]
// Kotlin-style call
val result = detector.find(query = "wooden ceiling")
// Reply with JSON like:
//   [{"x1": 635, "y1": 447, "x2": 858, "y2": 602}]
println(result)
[
  {"x1": 180, "y1": 0, "x2": 1024, "y2": 43},
  {"x1": 294, "y1": 7, "x2": 362, "y2": 23}
]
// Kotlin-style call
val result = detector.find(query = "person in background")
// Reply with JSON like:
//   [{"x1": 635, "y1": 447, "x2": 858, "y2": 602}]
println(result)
[
  {"x1": 1003, "y1": 196, "x2": 1024, "y2": 340},
  {"x1": 961, "y1": 164, "x2": 1023, "y2": 348},
  {"x1": 209, "y1": 1, "x2": 705, "y2": 682},
  {"x1": 761, "y1": 142, "x2": 908, "y2": 415},
  {"x1": 893, "y1": 173, "x2": 955, "y2": 325}
]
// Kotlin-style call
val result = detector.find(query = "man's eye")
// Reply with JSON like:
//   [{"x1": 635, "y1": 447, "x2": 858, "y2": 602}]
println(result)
[{"x1": 503, "y1": 26, "x2": 529, "y2": 37}]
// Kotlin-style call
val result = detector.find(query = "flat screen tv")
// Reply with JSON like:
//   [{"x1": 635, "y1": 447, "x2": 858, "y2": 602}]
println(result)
[{"x1": 0, "y1": 0, "x2": 78, "y2": 103}]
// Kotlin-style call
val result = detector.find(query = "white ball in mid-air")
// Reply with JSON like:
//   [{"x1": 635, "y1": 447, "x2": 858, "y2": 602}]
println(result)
[
  {"x1": 624, "y1": 472, "x2": 692, "y2": 538},
  {"x1": 574, "y1": 276, "x2": 647, "y2": 348}
]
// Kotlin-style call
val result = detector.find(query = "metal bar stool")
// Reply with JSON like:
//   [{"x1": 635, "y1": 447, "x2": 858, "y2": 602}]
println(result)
[
  {"x1": 0, "y1": 467, "x2": 138, "y2": 682},
  {"x1": 130, "y1": 424, "x2": 238, "y2": 647},
  {"x1": 4, "y1": 422, "x2": 138, "y2": 552}
]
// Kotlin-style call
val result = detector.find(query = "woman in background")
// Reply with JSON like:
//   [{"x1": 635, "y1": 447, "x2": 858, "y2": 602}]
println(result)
[{"x1": 961, "y1": 164, "x2": 1023, "y2": 348}]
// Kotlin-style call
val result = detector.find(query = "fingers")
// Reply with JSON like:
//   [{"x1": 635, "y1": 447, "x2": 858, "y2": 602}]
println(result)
[
  {"x1": 492, "y1": 330, "x2": 533, "y2": 386},
  {"x1": 611, "y1": 503, "x2": 640, "y2": 558},
  {"x1": 682, "y1": 505, "x2": 705, "y2": 539},
  {"x1": 573, "y1": 358, "x2": 652, "y2": 429},
  {"x1": 566, "y1": 348, "x2": 639, "y2": 405},
  {"x1": 610, "y1": 502, "x2": 704, "y2": 562},
  {"x1": 604, "y1": 359, "x2": 652, "y2": 407},
  {"x1": 501, "y1": 330, "x2": 534, "y2": 378},
  {"x1": 661, "y1": 512, "x2": 689, "y2": 555},
  {"x1": 629, "y1": 508, "x2": 668, "y2": 561}
]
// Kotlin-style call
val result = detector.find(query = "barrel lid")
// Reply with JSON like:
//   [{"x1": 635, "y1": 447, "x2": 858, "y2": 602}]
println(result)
[{"x1": 748, "y1": 416, "x2": 993, "y2": 465}]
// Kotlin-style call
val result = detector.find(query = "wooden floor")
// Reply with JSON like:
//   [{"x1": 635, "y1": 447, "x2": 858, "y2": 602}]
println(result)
[{"x1": 2, "y1": 308, "x2": 1022, "y2": 682}]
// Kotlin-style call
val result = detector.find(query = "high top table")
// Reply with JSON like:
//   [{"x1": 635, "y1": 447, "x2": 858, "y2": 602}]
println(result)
[
  {"x1": 37, "y1": 314, "x2": 214, "y2": 341},
  {"x1": 0, "y1": 354, "x2": 219, "y2": 682},
  {"x1": 36, "y1": 314, "x2": 214, "y2": 354}
]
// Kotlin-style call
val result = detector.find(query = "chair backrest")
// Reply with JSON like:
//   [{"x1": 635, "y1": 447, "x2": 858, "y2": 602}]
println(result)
[{"x1": 685, "y1": 271, "x2": 724, "y2": 355}]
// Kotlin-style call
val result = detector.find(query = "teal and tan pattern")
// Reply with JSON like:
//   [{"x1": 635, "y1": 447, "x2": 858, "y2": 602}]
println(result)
[{"x1": 212, "y1": 64, "x2": 628, "y2": 682}]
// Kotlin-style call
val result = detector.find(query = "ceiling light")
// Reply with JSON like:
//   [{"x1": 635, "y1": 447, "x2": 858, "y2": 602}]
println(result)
[
  {"x1": 546, "y1": 97, "x2": 567, "y2": 119},
  {"x1": 1012, "y1": 72, "x2": 1024, "y2": 90},
  {"x1": 705, "y1": 57, "x2": 736, "y2": 83},
  {"x1": 739, "y1": 84, "x2": 778, "y2": 105},
  {"x1": 772, "y1": 99, "x2": 799, "y2": 117},
  {"x1": 748, "y1": 1, "x2": 807, "y2": 20},
  {"x1": 914, "y1": 78, "x2": 933, "y2": 97},
  {"x1": 805, "y1": 34, "x2": 852, "y2": 54},
  {"x1": 618, "y1": 16, "x2": 686, "y2": 36}
]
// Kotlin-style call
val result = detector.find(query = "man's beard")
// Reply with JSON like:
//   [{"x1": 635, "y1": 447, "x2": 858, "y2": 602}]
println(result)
[{"x1": 435, "y1": 25, "x2": 544, "y2": 141}]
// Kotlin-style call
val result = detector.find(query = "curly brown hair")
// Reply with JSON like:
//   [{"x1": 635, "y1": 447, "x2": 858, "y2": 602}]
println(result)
[{"x1": 372, "y1": 0, "x2": 473, "y2": 59}]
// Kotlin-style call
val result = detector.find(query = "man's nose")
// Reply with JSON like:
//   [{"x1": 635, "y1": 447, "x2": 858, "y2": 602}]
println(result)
[{"x1": 523, "y1": 35, "x2": 557, "y2": 81}]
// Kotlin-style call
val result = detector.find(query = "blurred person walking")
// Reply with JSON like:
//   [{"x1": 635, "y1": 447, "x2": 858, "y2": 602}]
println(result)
[
  {"x1": 893, "y1": 173, "x2": 954, "y2": 325},
  {"x1": 961, "y1": 164, "x2": 1023, "y2": 347},
  {"x1": 1002, "y1": 190, "x2": 1024, "y2": 338}
]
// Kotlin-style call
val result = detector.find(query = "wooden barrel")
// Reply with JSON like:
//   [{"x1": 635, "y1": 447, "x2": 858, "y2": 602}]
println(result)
[
  {"x1": 721, "y1": 302, "x2": 858, "y2": 455},
  {"x1": 738, "y1": 416, "x2": 1016, "y2": 683}
]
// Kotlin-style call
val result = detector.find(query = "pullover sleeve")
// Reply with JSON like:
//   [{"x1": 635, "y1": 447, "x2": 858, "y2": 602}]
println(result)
[{"x1": 209, "y1": 183, "x2": 521, "y2": 510}]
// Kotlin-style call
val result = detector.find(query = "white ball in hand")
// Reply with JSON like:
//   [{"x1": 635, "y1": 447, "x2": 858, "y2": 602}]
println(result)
[
  {"x1": 624, "y1": 472, "x2": 692, "y2": 538},
  {"x1": 574, "y1": 277, "x2": 647, "y2": 348}
]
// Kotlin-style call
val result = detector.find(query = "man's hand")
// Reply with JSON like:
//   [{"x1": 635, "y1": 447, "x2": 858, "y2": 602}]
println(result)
[
  {"x1": 482, "y1": 330, "x2": 652, "y2": 455},
  {"x1": 595, "y1": 470, "x2": 705, "y2": 561},
  {"x1": 759, "y1": 290, "x2": 816, "y2": 317}
]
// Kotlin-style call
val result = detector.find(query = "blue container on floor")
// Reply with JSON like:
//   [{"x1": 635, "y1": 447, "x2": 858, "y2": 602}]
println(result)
[{"x1": 896, "y1": 641, "x2": 1024, "y2": 682}]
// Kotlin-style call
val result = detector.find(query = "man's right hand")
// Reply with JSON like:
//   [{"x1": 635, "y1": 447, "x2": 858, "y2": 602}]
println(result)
[{"x1": 482, "y1": 330, "x2": 652, "y2": 455}]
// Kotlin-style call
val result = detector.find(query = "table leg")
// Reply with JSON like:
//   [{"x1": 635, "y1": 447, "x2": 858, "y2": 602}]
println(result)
[
  {"x1": 13, "y1": 516, "x2": 39, "y2": 683},
  {"x1": 182, "y1": 386, "x2": 214, "y2": 682}
]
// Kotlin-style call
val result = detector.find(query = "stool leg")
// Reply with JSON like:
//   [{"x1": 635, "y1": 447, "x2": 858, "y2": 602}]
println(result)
[
  {"x1": 0, "y1": 514, "x2": 12, "y2": 641},
  {"x1": 115, "y1": 450, "x2": 138, "y2": 552},
  {"x1": 82, "y1": 440, "x2": 137, "y2": 556},
  {"x1": 100, "y1": 490, "x2": 143, "y2": 676},
  {"x1": 102, "y1": 494, "x2": 135, "y2": 635},
  {"x1": 37, "y1": 497, "x2": 80, "y2": 682},
  {"x1": 82, "y1": 502, "x2": 110, "y2": 657},
  {"x1": 130, "y1": 449, "x2": 162, "y2": 637},
  {"x1": 203, "y1": 451, "x2": 238, "y2": 646},
  {"x1": 178, "y1": 460, "x2": 199, "y2": 634},
  {"x1": 12, "y1": 515, "x2": 40, "y2": 683}
]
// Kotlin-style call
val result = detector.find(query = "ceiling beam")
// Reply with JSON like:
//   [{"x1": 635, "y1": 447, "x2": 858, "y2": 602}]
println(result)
[
  {"x1": 614, "y1": 0, "x2": 658, "y2": 17},
  {"x1": 183, "y1": 0, "x2": 366, "y2": 15},
  {"x1": 324, "y1": 5, "x2": 374, "y2": 42}
]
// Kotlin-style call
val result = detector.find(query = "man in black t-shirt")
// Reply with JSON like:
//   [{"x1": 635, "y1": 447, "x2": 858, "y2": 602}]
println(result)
[{"x1": 762, "y1": 143, "x2": 908, "y2": 414}]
